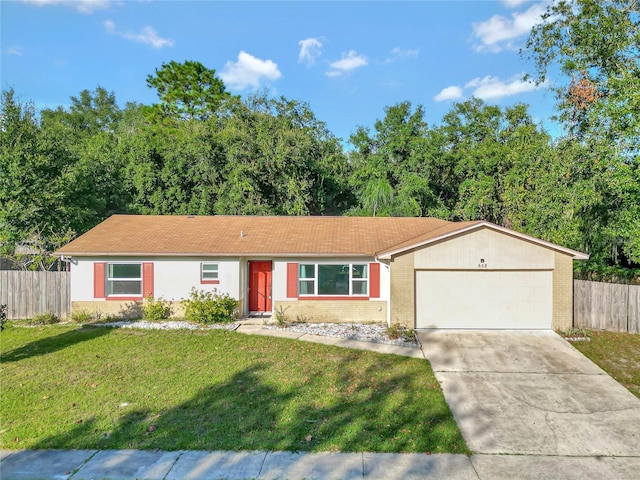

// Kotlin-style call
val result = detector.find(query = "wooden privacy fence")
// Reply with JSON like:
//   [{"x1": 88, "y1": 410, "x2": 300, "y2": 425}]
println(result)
[
  {"x1": 574, "y1": 280, "x2": 640, "y2": 333},
  {"x1": 0, "y1": 271, "x2": 71, "y2": 320}
]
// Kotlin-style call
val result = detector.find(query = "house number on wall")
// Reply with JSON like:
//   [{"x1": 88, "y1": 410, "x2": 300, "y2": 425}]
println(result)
[{"x1": 478, "y1": 258, "x2": 488, "y2": 269}]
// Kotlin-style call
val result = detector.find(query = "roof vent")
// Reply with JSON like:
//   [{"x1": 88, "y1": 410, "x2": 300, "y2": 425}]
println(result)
[{"x1": 240, "y1": 230, "x2": 246, "y2": 237}]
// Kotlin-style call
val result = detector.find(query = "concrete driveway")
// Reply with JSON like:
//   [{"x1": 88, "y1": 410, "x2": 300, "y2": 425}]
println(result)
[{"x1": 417, "y1": 330, "x2": 640, "y2": 457}]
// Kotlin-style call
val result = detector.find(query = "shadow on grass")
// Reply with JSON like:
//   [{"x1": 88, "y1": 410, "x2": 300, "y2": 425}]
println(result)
[
  {"x1": 32, "y1": 352, "x2": 467, "y2": 454},
  {"x1": 0, "y1": 326, "x2": 112, "y2": 363}
]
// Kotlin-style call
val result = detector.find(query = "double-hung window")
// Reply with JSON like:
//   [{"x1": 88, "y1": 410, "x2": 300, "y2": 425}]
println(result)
[
  {"x1": 107, "y1": 263, "x2": 142, "y2": 296},
  {"x1": 298, "y1": 263, "x2": 368, "y2": 296},
  {"x1": 201, "y1": 263, "x2": 219, "y2": 282}
]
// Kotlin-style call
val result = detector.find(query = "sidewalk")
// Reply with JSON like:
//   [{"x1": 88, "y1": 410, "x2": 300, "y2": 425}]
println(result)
[{"x1": 3, "y1": 448, "x2": 638, "y2": 479}]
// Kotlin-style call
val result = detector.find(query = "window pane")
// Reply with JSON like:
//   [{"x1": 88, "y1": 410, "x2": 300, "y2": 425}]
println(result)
[
  {"x1": 352, "y1": 264, "x2": 368, "y2": 279},
  {"x1": 352, "y1": 280, "x2": 368, "y2": 295},
  {"x1": 299, "y1": 280, "x2": 315, "y2": 295},
  {"x1": 318, "y1": 264, "x2": 349, "y2": 295},
  {"x1": 202, "y1": 263, "x2": 218, "y2": 279},
  {"x1": 299, "y1": 264, "x2": 315, "y2": 278},
  {"x1": 108, "y1": 280, "x2": 142, "y2": 295},
  {"x1": 109, "y1": 264, "x2": 141, "y2": 279}
]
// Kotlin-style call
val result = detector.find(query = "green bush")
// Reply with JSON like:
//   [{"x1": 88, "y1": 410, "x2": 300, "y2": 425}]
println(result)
[
  {"x1": 142, "y1": 296, "x2": 172, "y2": 321},
  {"x1": 70, "y1": 309, "x2": 95, "y2": 324},
  {"x1": 181, "y1": 288, "x2": 239, "y2": 324},
  {"x1": 30, "y1": 312, "x2": 60, "y2": 325},
  {"x1": 0, "y1": 304, "x2": 7, "y2": 331}
]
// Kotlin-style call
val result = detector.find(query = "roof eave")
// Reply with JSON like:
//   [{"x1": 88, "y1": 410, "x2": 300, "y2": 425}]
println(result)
[
  {"x1": 54, "y1": 251, "x2": 377, "y2": 258},
  {"x1": 376, "y1": 221, "x2": 590, "y2": 260}
]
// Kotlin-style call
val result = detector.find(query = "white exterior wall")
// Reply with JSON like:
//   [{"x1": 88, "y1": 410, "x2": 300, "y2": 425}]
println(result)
[
  {"x1": 154, "y1": 257, "x2": 240, "y2": 300},
  {"x1": 70, "y1": 257, "x2": 98, "y2": 301},
  {"x1": 271, "y1": 259, "x2": 288, "y2": 301},
  {"x1": 70, "y1": 256, "x2": 240, "y2": 302}
]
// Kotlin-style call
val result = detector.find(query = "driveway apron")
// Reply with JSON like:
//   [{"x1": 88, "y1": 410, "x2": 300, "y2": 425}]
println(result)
[{"x1": 417, "y1": 330, "x2": 640, "y2": 457}]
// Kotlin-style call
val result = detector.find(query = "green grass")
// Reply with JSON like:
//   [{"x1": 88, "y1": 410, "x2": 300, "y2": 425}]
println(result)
[
  {"x1": 0, "y1": 325, "x2": 467, "y2": 454},
  {"x1": 568, "y1": 330, "x2": 640, "y2": 399}
]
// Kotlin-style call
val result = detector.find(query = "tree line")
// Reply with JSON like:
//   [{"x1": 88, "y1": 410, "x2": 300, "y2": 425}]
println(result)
[{"x1": 1, "y1": 0, "x2": 638, "y2": 280}]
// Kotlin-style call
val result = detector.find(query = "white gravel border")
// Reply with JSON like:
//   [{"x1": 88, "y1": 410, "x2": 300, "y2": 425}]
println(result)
[
  {"x1": 265, "y1": 322, "x2": 419, "y2": 347},
  {"x1": 97, "y1": 320, "x2": 239, "y2": 331}
]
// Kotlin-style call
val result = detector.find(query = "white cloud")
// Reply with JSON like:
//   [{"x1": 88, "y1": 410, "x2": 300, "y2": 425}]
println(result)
[
  {"x1": 434, "y1": 85, "x2": 463, "y2": 102},
  {"x1": 219, "y1": 51, "x2": 282, "y2": 90},
  {"x1": 435, "y1": 74, "x2": 544, "y2": 102},
  {"x1": 298, "y1": 37, "x2": 323, "y2": 66},
  {"x1": 20, "y1": 0, "x2": 111, "y2": 14},
  {"x1": 472, "y1": 2, "x2": 547, "y2": 52},
  {"x1": 326, "y1": 50, "x2": 368, "y2": 77},
  {"x1": 501, "y1": 0, "x2": 529, "y2": 7},
  {"x1": 385, "y1": 47, "x2": 419, "y2": 63},
  {"x1": 104, "y1": 20, "x2": 174, "y2": 49},
  {"x1": 8, "y1": 45, "x2": 25, "y2": 56},
  {"x1": 464, "y1": 75, "x2": 542, "y2": 100}
]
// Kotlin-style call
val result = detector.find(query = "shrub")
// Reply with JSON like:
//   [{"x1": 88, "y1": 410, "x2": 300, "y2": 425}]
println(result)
[
  {"x1": 274, "y1": 305, "x2": 290, "y2": 326},
  {"x1": 386, "y1": 323, "x2": 416, "y2": 342},
  {"x1": 181, "y1": 288, "x2": 239, "y2": 324},
  {"x1": 142, "y1": 296, "x2": 172, "y2": 321},
  {"x1": 30, "y1": 312, "x2": 60, "y2": 325},
  {"x1": 71, "y1": 309, "x2": 95, "y2": 324},
  {"x1": 0, "y1": 304, "x2": 7, "y2": 331}
]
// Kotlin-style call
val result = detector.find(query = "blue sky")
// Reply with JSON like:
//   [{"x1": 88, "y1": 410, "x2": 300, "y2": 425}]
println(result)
[{"x1": 1, "y1": 0, "x2": 561, "y2": 143}]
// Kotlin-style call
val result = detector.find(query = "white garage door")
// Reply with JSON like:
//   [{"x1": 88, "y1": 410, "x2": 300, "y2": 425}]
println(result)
[{"x1": 415, "y1": 270, "x2": 552, "y2": 329}]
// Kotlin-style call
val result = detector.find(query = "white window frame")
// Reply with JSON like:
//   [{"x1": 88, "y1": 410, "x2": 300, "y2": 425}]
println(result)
[
  {"x1": 106, "y1": 262, "x2": 142, "y2": 297},
  {"x1": 201, "y1": 262, "x2": 219, "y2": 282},
  {"x1": 298, "y1": 263, "x2": 369, "y2": 297}
]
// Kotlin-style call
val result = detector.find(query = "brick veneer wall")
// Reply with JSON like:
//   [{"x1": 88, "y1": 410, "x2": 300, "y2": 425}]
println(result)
[
  {"x1": 274, "y1": 300, "x2": 387, "y2": 323},
  {"x1": 389, "y1": 251, "x2": 415, "y2": 328},
  {"x1": 553, "y1": 252, "x2": 574, "y2": 330}
]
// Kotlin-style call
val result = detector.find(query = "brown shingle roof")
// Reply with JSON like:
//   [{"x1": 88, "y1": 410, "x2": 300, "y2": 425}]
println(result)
[{"x1": 56, "y1": 215, "x2": 479, "y2": 257}]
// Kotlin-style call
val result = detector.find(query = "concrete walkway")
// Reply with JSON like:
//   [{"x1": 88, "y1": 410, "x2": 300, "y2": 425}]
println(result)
[
  {"x1": 5, "y1": 449, "x2": 639, "y2": 480},
  {"x1": 2, "y1": 326, "x2": 640, "y2": 479}
]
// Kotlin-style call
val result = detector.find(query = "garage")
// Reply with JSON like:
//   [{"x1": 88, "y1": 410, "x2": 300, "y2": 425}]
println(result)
[
  {"x1": 381, "y1": 223, "x2": 589, "y2": 331},
  {"x1": 381, "y1": 222, "x2": 588, "y2": 331},
  {"x1": 415, "y1": 270, "x2": 553, "y2": 329}
]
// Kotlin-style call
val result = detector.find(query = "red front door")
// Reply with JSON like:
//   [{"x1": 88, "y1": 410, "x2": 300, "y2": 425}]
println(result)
[{"x1": 249, "y1": 261, "x2": 272, "y2": 312}]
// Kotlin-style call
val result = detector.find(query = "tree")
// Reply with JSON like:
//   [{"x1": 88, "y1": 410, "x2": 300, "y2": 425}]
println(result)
[
  {"x1": 146, "y1": 60, "x2": 231, "y2": 121},
  {"x1": 0, "y1": 90, "x2": 78, "y2": 268},
  {"x1": 525, "y1": 0, "x2": 640, "y2": 268},
  {"x1": 525, "y1": 0, "x2": 639, "y2": 149},
  {"x1": 215, "y1": 93, "x2": 352, "y2": 215},
  {"x1": 348, "y1": 102, "x2": 443, "y2": 217},
  {"x1": 1, "y1": 88, "x2": 132, "y2": 269},
  {"x1": 41, "y1": 86, "x2": 122, "y2": 134},
  {"x1": 120, "y1": 107, "x2": 224, "y2": 215}
]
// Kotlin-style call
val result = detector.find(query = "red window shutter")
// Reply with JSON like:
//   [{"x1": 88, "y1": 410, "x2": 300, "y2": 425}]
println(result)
[
  {"x1": 369, "y1": 262, "x2": 380, "y2": 298},
  {"x1": 142, "y1": 262, "x2": 154, "y2": 298},
  {"x1": 287, "y1": 263, "x2": 298, "y2": 298},
  {"x1": 94, "y1": 262, "x2": 106, "y2": 298}
]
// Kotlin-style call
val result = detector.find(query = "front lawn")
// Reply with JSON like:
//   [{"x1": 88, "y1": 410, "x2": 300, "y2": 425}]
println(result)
[
  {"x1": 568, "y1": 330, "x2": 640, "y2": 399},
  {"x1": 0, "y1": 325, "x2": 467, "y2": 453}
]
